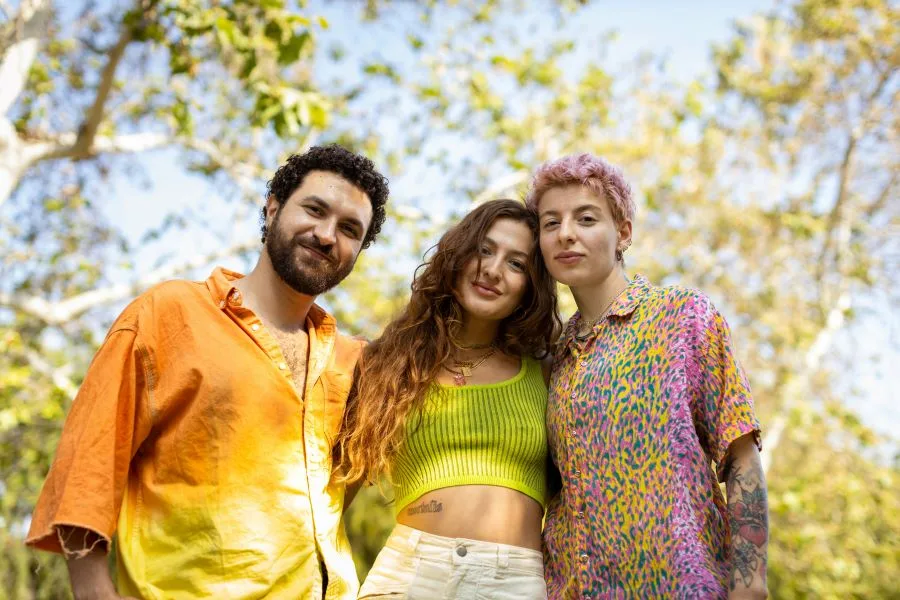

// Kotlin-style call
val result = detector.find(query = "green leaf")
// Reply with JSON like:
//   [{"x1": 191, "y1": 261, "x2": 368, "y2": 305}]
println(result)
[{"x1": 278, "y1": 31, "x2": 311, "y2": 65}]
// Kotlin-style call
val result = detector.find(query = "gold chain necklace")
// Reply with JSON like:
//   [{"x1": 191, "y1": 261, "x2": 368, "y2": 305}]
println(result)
[
  {"x1": 446, "y1": 347, "x2": 497, "y2": 386},
  {"x1": 575, "y1": 284, "x2": 629, "y2": 341}
]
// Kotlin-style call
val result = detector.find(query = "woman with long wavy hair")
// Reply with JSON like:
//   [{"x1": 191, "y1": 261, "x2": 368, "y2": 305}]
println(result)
[{"x1": 336, "y1": 199, "x2": 561, "y2": 599}]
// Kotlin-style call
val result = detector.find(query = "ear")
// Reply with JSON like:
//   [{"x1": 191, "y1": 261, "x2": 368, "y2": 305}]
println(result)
[
  {"x1": 617, "y1": 218, "x2": 633, "y2": 250},
  {"x1": 265, "y1": 194, "x2": 281, "y2": 230}
]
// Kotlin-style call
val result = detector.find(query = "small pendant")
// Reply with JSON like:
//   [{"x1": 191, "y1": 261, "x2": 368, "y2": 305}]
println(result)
[
  {"x1": 453, "y1": 373, "x2": 466, "y2": 386},
  {"x1": 460, "y1": 365, "x2": 472, "y2": 377}
]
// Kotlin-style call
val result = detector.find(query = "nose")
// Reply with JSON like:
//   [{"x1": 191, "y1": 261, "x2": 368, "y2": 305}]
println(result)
[
  {"x1": 313, "y1": 218, "x2": 338, "y2": 247},
  {"x1": 557, "y1": 216, "x2": 576, "y2": 245},
  {"x1": 480, "y1": 256, "x2": 502, "y2": 282}
]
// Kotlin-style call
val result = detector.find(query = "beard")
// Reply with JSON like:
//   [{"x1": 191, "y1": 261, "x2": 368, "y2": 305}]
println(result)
[{"x1": 266, "y1": 214, "x2": 357, "y2": 296}]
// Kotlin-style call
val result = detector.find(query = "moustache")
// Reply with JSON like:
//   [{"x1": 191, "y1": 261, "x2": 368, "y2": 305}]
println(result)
[{"x1": 295, "y1": 236, "x2": 337, "y2": 263}]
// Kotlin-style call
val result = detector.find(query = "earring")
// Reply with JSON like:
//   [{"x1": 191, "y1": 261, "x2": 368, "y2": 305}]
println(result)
[{"x1": 615, "y1": 248, "x2": 624, "y2": 261}]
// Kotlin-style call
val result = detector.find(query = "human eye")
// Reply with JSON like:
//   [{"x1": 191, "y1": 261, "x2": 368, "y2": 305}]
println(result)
[
  {"x1": 540, "y1": 219, "x2": 559, "y2": 230},
  {"x1": 340, "y1": 223, "x2": 361, "y2": 239},
  {"x1": 479, "y1": 245, "x2": 493, "y2": 256},
  {"x1": 508, "y1": 259, "x2": 526, "y2": 272}
]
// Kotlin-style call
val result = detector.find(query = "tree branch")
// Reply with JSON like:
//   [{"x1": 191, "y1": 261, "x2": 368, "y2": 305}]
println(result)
[
  {"x1": 70, "y1": 1, "x2": 139, "y2": 156},
  {"x1": 863, "y1": 171, "x2": 897, "y2": 219},
  {"x1": 473, "y1": 170, "x2": 528, "y2": 204},
  {"x1": 181, "y1": 138, "x2": 264, "y2": 199},
  {"x1": 0, "y1": 0, "x2": 13, "y2": 20},
  {"x1": 0, "y1": 0, "x2": 51, "y2": 116},
  {"x1": 814, "y1": 133, "x2": 856, "y2": 296},
  {"x1": 0, "y1": 236, "x2": 258, "y2": 325},
  {"x1": 24, "y1": 349, "x2": 78, "y2": 401}
]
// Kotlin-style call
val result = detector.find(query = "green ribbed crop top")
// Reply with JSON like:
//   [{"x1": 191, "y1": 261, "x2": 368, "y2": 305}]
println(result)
[{"x1": 391, "y1": 356, "x2": 548, "y2": 515}]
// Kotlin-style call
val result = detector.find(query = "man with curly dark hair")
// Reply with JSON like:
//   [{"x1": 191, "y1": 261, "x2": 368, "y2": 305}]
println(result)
[{"x1": 26, "y1": 145, "x2": 390, "y2": 600}]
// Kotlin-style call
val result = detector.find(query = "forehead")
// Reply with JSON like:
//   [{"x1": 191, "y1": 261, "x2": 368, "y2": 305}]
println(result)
[
  {"x1": 289, "y1": 170, "x2": 373, "y2": 222},
  {"x1": 538, "y1": 184, "x2": 608, "y2": 215},
  {"x1": 484, "y1": 218, "x2": 534, "y2": 253}
]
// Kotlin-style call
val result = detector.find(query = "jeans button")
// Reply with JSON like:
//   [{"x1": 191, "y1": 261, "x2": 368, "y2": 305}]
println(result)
[{"x1": 456, "y1": 546, "x2": 467, "y2": 557}]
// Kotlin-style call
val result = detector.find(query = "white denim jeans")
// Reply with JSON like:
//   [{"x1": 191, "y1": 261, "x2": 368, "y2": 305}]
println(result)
[{"x1": 358, "y1": 524, "x2": 547, "y2": 599}]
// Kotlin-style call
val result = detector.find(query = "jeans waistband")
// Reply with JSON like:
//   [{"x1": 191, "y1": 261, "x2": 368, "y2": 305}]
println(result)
[{"x1": 385, "y1": 524, "x2": 544, "y2": 574}]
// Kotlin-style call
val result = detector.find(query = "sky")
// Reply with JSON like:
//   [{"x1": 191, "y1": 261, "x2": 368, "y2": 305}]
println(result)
[{"x1": 97, "y1": 0, "x2": 897, "y2": 449}]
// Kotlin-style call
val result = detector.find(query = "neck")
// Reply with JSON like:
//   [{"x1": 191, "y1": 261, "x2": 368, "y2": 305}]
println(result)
[
  {"x1": 455, "y1": 314, "x2": 500, "y2": 351},
  {"x1": 571, "y1": 266, "x2": 629, "y2": 323},
  {"x1": 235, "y1": 250, "x2": 317, "y2": 331}
]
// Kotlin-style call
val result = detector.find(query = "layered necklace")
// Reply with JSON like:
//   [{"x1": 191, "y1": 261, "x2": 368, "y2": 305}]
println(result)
[
  {"x1": 445, "y1": 342, "x2": 496, "y2": 386},
  {"x1": 574, "y1": 282, "x2": 630, "y2": 342}
]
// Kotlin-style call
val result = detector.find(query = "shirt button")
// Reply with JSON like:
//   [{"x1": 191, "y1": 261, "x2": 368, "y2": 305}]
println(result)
[
  {"x1": 581, "y1": 553, "x2": 590, "y2": 561},
  {"x1": 570, "y1": 392, "x2": 577, "y2": 400},
  {"x1": 573, "y1": 469, "x2": 581, "y2": 478},
  {"x1": 580, "y1": 360, "x2": 588, "y2": 367},
  {"x1": 456, "y1": 546, "x2": 467, "y2": 557},
  {"x1": 251, "y1": 324, "x2": 260, "y2": 332},
  {"x1": 576, "y1": 511, "x2": 584, "y2": 519},
  {"x1": 278, "y1": 362, "x2": 287, "y2": 370}
]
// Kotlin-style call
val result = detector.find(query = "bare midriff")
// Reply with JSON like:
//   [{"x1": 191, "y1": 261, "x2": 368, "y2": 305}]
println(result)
[{"x1": 396, "y1": 484, "x2": 543, "y2": 551}]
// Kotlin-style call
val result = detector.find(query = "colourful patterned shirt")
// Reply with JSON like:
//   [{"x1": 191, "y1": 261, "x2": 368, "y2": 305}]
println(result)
[{"x1": 543, "y1": 275, "x2": 761, "y2": 599}]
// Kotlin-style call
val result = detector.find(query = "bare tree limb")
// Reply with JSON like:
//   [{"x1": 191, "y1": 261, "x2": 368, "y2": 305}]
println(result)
[
  {"x1": 815, "y1": 133, "x2": 856, "y2": 302},
  {"x1": 0, "y1": 0, "x2": 51, "y2": 115},
  {"x1": 181, "y1": 138, "x2": 265, "y2": 198},
  {"x1": 473, "y1": 170, "x2": 528, "y2": 204},
  {"x1": 24, "y1": 349, "x2": 78, "y2": 401},
  {"x1": 30, "y1": 130, "x2": 174, "y2": 162},
  {"x1": 863, "y1": 171, "x2": 898, "y2": 219},
  {"x1": 760, "y1": 289, "x2": 851, "y2": 473},
  {"x1": 0, "y1": 236, "x2": 259, "y2": 325},
  {"x1": 70, "y1": 3, "x2": 136, "y2": 157}
]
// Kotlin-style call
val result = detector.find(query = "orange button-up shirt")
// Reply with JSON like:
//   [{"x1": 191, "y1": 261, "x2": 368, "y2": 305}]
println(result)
[{"x1": 27, "y1": 267, "x2": 364, "y2": 599}]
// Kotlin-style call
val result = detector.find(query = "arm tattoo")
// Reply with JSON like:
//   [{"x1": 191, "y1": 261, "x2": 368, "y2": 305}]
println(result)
[
  {"x1": 406, "y1": 499, "x2": 443, "y2": 516},
  {"x1": 725, "y1": 458, "x2": 769, "y2": 592}
]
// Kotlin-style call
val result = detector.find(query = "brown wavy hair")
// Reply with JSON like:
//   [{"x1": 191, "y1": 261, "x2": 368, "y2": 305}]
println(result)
[{"x1": 334, "y1": 199, "x2": 561, "y2": 486}]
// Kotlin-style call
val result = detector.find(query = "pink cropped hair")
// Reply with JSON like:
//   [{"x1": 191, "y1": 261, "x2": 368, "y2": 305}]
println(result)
[{"x1": 526, "y1": 153, "x2": 636, "y2": 225}]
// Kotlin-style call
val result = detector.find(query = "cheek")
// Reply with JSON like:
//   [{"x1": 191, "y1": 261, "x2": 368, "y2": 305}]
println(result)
[
  {"x1": 506, "y1": 273, "x2": 529, "y2": 305},
  {"x1": 538, "y1": 231, "x2": 555, "y2": 252}
]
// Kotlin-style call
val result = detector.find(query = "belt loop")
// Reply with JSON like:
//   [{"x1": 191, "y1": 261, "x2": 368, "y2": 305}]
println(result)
[
  {"x1": 497, "y1": 544, "x2": 509, "y2": 569},
  {"x1": 407, "y1": 527, "x2": 422, "y2": 554}
]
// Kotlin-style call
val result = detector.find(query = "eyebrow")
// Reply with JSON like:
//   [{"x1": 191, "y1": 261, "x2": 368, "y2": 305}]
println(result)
[
  {"x1": 482, "y1": 236, "x2": 529, "y2": 259},
  {"x1": 304, "y1": 195, "x2": 365, "y2": 232},
  {"x1": 539, "y1": 203, "x2": 602, "y2": 218}
]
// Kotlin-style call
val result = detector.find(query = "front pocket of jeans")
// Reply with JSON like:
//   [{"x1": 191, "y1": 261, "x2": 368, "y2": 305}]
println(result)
[
  {"x1": 358, "y1": 547, "x2": 420, "y2": 597},
  {"x1": 474, "y1": 569, "x2": 547, "y2": 600}
]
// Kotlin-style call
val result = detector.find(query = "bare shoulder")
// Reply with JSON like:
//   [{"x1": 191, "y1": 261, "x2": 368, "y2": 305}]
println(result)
[{"x1": 540, "y1": 355, "x2": 553, "y2": 386}]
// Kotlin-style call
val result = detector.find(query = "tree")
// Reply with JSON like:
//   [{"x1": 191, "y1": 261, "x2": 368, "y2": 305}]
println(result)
[
  {"x1": 2, "y1": 0, "x2": 897, "y2": 596},
  {"x1": 1, "y1": 1, "x2": 337, "y2": 596}
]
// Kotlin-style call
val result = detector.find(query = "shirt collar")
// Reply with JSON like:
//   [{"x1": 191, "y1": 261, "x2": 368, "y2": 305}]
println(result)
[
  {"x1": 561, "y1": 274, "x2": 653, "y2": 347},
  {"x1": 204, "y1": 266, "x2": 336, "y2": 336}
]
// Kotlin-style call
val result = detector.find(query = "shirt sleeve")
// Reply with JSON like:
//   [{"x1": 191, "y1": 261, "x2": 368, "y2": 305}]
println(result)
[
  {"x1": 26, "y1": 320, "x2": 154, "y2": 556},
  {"x1": 687, "y1": 294, "x2": 761, "y2": 482}
]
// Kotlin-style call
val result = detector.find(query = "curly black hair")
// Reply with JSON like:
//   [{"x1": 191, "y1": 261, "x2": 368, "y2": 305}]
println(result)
[{"x1": 261, "y1": 144, "x2": 389, "y2": 249}]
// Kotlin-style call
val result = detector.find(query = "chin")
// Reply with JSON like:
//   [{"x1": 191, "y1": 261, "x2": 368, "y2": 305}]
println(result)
[{"x1": 460, "y1": 300, "x2": 511, "y2": 323}]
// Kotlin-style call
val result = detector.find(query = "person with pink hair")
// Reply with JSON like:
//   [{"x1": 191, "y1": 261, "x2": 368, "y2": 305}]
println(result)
[{"x1": 527, "y1": 154, "x2": 769, "y2": 599}]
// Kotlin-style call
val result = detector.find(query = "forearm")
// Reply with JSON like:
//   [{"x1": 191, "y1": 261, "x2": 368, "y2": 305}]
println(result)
[
  {"x1": 61, "y1": 527, "x2": 119, "y2": 600},
  {"x1": 724, "y1": 437, "x2": 769, "y2": 599}
]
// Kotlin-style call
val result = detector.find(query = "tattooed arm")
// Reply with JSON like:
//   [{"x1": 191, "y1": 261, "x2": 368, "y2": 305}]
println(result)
[{"x1": 724, "y1": 433, "x2": 769, "y2": 600}]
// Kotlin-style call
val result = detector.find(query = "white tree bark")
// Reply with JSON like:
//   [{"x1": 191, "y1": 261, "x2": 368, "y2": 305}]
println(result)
[{"x1": 0, "y1": 236, "x2": 259, "y2": 325}]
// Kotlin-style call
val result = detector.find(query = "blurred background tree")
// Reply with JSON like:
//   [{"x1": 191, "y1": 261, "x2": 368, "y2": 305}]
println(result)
[{"x1": 1, "y1": 0, "x2": 896, "y2": 598}]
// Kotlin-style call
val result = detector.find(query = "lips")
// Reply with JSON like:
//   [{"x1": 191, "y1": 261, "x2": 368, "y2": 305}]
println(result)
[
  {"x1": 471, "y1": 281, "x2": 501, "y2": 297},
  {"x1": 554, "y1": 251, "x2": 584, "y2": 265}
]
